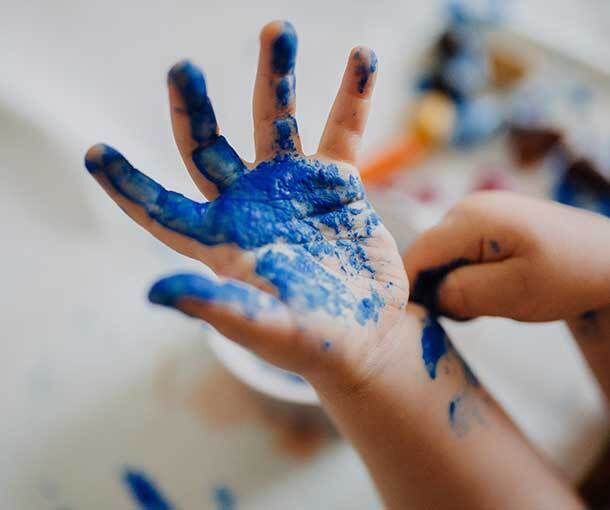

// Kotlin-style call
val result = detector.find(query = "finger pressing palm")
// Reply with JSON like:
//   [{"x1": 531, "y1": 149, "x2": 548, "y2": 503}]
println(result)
[{"x1": 85, "y1": 21, "x2": 409, "y2": 380}]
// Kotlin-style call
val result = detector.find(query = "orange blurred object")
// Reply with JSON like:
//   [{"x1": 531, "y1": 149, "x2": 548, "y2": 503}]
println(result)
[
  {"x1": 359, "y1": 132, "x2": 429, "y2": 185},
  {"x1": 360, "y1": 92, "x2": 456, "y2": 185}
]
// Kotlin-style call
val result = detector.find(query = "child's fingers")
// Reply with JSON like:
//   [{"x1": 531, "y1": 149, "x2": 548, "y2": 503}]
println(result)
[
  {"x1": 253, "y1": 21, "x2": 302, "y2": 161},
  {"x1": 168, "y1": 60, "x2": 246, "y2": 198},
  {"x1": 149, "y1": 273, "x2": 304, "y2": 364},
  {"x1": 404, "y1": 204, "x2": 519, "y2": 317},
  {"x1": 318, "y1": 47, "x2": 377, "y2": 165},
  {"x1": 85, "y1": 143, "x2": 215, "y2": 260},
  {"x1": 435, "y1": 259, "x2": 530, "y2": 319}
]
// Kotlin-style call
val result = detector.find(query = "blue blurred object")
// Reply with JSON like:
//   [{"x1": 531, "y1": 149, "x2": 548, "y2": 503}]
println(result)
[
  {"x1": 446, "y1": 0, "x2": 506, "y2": 27},
  {"x1": 452, "y1": 96, "x2": 505, "y2": 146}
]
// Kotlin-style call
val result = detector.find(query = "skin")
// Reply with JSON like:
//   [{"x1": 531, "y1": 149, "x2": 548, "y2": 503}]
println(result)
[{"x1": 85, "y1": 22, "x2": 584, "y2": 510}]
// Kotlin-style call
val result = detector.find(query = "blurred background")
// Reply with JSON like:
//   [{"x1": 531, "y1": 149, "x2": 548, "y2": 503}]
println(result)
[{"x1": 2, "y1": 1, "x2": 610, "y2": 508}]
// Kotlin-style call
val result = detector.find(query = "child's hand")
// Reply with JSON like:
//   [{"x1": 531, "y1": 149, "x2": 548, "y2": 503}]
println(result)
[
  {"x1": 84, "y1": 21, "x2": 408, "y2": 389},
  {"x1": 405, "y1": 191, "x2": 610, "y2": 321}
]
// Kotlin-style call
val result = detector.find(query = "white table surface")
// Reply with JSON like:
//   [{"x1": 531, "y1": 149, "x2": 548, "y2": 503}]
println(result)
[{"x1": 2, "y1": 1, "x2": 610, "y2": 508}]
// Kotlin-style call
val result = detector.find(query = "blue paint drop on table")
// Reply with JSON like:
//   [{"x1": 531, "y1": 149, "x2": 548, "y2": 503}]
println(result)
[
  {"x1": 122, "y1": 469, "x2": 174, "y2": 510},
  {"x1": 213, "y1": 485, "x2": 237, "y2": 510}
]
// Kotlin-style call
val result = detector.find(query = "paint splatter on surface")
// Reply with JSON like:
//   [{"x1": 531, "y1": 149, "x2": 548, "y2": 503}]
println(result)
[
  {"x1": 123, "y1": 469, "x2": 174, "y2": 510},
  {"x1": 213, "y1": 485, "x2": 237, "y2": 510}
]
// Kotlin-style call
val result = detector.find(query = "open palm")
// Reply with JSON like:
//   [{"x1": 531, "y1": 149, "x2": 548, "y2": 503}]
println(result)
[{"x1": 85, "y1": 21, "x2": 409, "y2": 380}]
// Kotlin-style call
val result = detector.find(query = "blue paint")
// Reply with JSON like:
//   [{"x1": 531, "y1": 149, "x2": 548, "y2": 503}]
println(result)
[
  {"x1": 271, "y1": 22, "x2": 297, "y2": 74},
  {"x1": 168, "y1": 61, "x2": 246, "y2": 190},
  {"x1": 192, "y1": 136, "x2": 246, "y2": 191},
  {"x1": 255, "y1": 247, "x2": 357, "y2": 322},
  {"x1": 322, "y1": 339, "x2": 332, "y2": 351},
  {"x1": 581, "y1": 310, "x2": 597, "y2": 321},
  {"x1": 213, "y1": 485, "x2": 236, "y2": 510},
  {"x1": 259, "y1": 359, "x2": 307, "y2": 384},
  {"x1": 88, "y1": 48, "x2": 386, "y2": 327},
  {"x1": 452, "y1": 96, "x2": 504, "y2": 147},
  {"x1": 122, "y1": 469, "x2": 173, "y2": 510},
  {"x1": 553, "y1": 171, "x2": 610, "y2": 218},
  {"x1": 410, "y1": 257, "x2": 471, "y2": 319},
  {"x1": 168, "y1": 60, "x2": 217, "y2": 144},
  {"x1": 149, "y1": 273, "x2": 276, "y2": 319},
  {"x1": 448, "y1": 395, "x2": 460, "y2": 425},
  {"x1": 353, "y1": 49, "x2": 378, "y2": 94},
  {"x1": 274, "y1": 116, "x2": 299, "y2": 152},
  {"x1": 88, "y1": 145, "x2": 384, "y2": 323},
  {"x1": 489, "y1": 239, "x2": 500, "y2": 254},
  {"x1": 275, "y1": 76, "x2": 294, "y2": 107},
  {"x1": 355, "y1": 289, "x2": 385, "y2": 325},
  {"x1": 421, "y1": 316, "x2": 449, "y2": 379}
]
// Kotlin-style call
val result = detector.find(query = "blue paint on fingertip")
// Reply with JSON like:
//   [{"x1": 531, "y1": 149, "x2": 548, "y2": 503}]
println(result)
[
  {"x1": 168, "y1": 60, "x2": 218, "y2": 145},
  {"x1": 322, "y1": 339, "x2": 332, "y2": 351},
  {"x1": 122, "y1": 469, "x2": 173, "y2": 510},
  {"x1": 149, "y1": 273, "x2": 273, "y2": 319},
  {"x1": 489, "y1": 240, "x2": 500, "y2": 254},
  {"x1": 271, "y1": 22, "x2": 297, "y2": 74},
  {"x1": 85, "y1": 143, "x2": 122, "y2": 174},
  {"x1": 353, "y1": 48, "x2": 378, "y2": 94},
  {"x1": 421, "y1": 316, "x2": 449, "y2": 379}
]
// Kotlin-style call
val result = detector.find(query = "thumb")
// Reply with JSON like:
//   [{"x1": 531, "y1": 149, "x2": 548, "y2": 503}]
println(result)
[{"x1": 435, "y1": 259, "x2": 529, "y2": 319}]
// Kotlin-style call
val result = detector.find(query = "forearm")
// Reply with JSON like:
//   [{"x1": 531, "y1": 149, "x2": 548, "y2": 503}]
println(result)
[
  {"x1": 313, "y1": 305, "x2": 584, "y2": 510},
  {"x1": 567, "y1": 305, "x2": 610, "y2": 401}
]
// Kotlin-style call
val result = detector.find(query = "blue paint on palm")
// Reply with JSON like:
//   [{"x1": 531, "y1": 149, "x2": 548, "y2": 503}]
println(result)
[
  {"x1": 85, "y1": 146, "x2": 383, "y2": 324},
  {"x1": 122, "y1": 469, "x2": 173, "y2": 510},
  {"x1": 421, "y1": 316, "x2": 449, "y2": 379},
  {"x1": 85, "y1": 43, "x2": 385, "y2": 325}
]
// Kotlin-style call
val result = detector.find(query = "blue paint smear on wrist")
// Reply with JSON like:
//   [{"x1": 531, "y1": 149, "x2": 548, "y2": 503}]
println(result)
[
  {"x1": 420, "y1": 315, "x2": 449, "y2": 379},
  {"x1": 122, "y1": 469, "x2": 174, "y2": 510}
]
